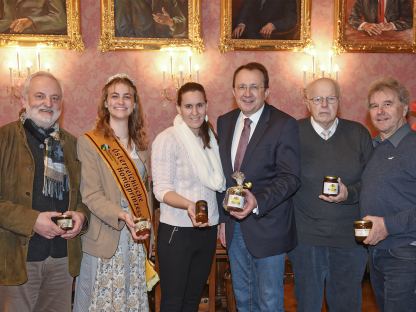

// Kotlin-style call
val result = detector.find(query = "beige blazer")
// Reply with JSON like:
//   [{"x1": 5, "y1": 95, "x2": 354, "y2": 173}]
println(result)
[{"x1": 77, "y1": 135, "x2": 152, "y2": 259}]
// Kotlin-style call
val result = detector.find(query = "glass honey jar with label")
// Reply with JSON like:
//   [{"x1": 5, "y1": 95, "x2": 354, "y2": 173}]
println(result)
[{"x1": 322, "y1": 176, "x2": 339, "y2": 196}]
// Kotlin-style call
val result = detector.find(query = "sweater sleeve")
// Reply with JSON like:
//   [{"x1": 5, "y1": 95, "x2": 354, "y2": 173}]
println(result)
[
  {"x1": 344, "y1": 124, "x2": 374, "y2": 204},
  {"x1": 151, "y1": 130, "x2": 177, "y2": 203}
]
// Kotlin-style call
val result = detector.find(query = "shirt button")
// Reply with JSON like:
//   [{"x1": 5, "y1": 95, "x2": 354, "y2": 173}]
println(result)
[{"x1": 25, "y1": 192, "x2": 31, "y2": 196}]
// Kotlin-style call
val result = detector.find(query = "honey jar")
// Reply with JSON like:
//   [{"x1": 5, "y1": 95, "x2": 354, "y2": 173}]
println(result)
[
  {"x1": 195, "y1": 200, "x2": 208, "y2": 223},
  {"x1": 354, "y1": 220, "x2": 372, "y2": 243},
  {"x1": 223, "y1": 172, "x2": 246, "y2": 212},
  {"x1": 134, "y1": 217, "x2": 151, "y2": 236},
  {"x1": 55, "y1": 214, "x2": 73, "y2": 230},
  {"x1": 322, "y1": 176, "x2": 339, "y2": 196}
]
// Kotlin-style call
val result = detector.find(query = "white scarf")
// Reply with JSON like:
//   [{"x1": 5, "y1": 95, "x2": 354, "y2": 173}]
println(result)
[{"x1": 173, "y1": 114, "x2": 226, "y2": 192}]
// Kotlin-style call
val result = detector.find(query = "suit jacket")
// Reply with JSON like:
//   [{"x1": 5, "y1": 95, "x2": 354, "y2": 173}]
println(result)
[
  {"x1": 0, "y1": 121, "x2": 88, "y2": 285},
  {"x1": 0, "y1": 0, "x2": 67, "y2": 34},
  {"x1": 217, "y1": 104, "x2": 301, "y2": 258},
  {"x1": 237, "y1": 0, "x2": 298, "y2": 38},
  {"x1": 349, "y1": 0, "x2": 413, "y2": 31},
  {"x1": 77, "y1": 134, "x2": 153, "y2": 259}
]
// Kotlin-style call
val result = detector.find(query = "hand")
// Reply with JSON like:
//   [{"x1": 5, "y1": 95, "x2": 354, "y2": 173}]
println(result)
[
  {"x1": 363, "y1": 215, "x2": 388, "y2": 245},
  {"x1": 230, "y1": 189, "x2": 257, "y2": 220},
  {"x1": 33, "y1": 211, "x2": 65, "y2": 239},
  {"x1": 233, "y1": 23, "x2": 246, "y2": 38},
  {"x1": 10, "y1": 18, "x2": 34, "y2": 33},
  {"x1": 187, "y1": 202, "x2": 209, "y2": 228},
  {"x1": 219, "y1": 223, "x2": 226, "y2": 247},
  {"x1": 380, "y1": 22, "x2": 395, "y2": 31},
  {"x1": 118, "y1": 211, "x2": 149, "y2": 241},
  {"x1": 259, "y1": 22, "x2": 276, "y2": 39},
  {"x1": 361, "y1": 23, "x2": 383, "y2": 36},
  {"x1": 60, "y1": 211, "x2": 86, "y2": 239},
  {"x1": 152, "y1": 7, "x2": 174, "y2": 27},
  {"x1": 319, "y1": 177, "x2": 348, "y2": 203}
]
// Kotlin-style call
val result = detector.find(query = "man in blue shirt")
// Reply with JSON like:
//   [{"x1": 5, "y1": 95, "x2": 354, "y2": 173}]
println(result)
[{"x1": 360, "y1": 77, "x2": 416, "y2": 312}]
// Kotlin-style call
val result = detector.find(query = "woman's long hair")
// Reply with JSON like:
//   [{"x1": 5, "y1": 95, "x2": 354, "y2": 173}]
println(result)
[
  {"x1": 95, "y1": 75, "x2": 147, "y2": 150},
  {"x1": 177, "y1": 82, "x2": 217, "y2": 149}
]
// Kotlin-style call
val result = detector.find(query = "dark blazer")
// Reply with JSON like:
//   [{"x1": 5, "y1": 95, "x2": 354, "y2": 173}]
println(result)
[
  {"x1": 348, "y1": 0, "x2": 413, "y2": 31},
  {"x1": 237, "y1": 0, "x2": 298, "y2": 39},
  {"x1": 217, "y1": 104, "x2": 301, "y2": 258}
]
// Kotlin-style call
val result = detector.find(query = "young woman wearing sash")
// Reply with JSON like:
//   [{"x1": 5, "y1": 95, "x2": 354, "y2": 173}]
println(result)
[
  {"x1": 74, "y1": 74, "x2": 151, "y2": 311},
  {"x1": 152, "y1": 82, "x2": 226, "y2": 311}
]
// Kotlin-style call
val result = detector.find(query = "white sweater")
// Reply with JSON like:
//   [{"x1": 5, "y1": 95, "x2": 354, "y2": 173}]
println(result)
[{"x1": 151, "y1": 127, "x2": 219, "y2": 227}]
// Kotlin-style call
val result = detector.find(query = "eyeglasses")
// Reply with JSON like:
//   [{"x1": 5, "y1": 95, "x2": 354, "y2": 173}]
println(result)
[
  {"x1": 235, "y1": 84, "x2": 265, "y2": 94},
  {"x1": 308, "y1": 96, "x2": 338, "y2": 105}
]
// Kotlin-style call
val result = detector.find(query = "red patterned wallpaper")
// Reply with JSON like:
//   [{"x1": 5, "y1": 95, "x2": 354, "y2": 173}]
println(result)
[{"x1": 0, "y1": 0, "x2": 415, "y2": 139}]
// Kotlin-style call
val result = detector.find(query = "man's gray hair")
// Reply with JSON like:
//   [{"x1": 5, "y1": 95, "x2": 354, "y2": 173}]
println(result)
[
  {"x1": 21, "y1": 71, "x2": 63, "y2": 100},
  {"x1": 304, "y1": 77, "x2": 341, "y2": 99},
  {"x1": 367, "y1": 77, "x2": 410, "y2": 107}
]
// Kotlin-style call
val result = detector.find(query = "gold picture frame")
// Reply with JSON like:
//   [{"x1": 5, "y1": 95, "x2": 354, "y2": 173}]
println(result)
[
  {"x1": 219, "y1": 0, "x2": 311, "y2": 52},
  {"x1": 99, "y1": 0, "x2": 203, "y2": 52},
  {"x1": 0, "y1": 0, "x2": 84, "y2": 51},
  {"x1": 334, "y1": 0, "x2": 416, "y2": 53}
]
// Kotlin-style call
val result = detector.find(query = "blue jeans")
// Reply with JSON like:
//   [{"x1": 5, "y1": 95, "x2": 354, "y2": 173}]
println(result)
[
  {"x1": 228, "y1": 222, "x2": 285, "y2": 312},
  {"x1": 369, "y1": 245, "x2": 416, "y2": 312},
  {"x1": 288, "y1": 243, "x2": 367, "y2": 312}
]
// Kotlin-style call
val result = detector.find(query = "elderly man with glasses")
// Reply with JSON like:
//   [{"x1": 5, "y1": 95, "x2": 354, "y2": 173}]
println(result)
[{"x1": 288, "y1": 77, "x2": 373, "y2": 312}]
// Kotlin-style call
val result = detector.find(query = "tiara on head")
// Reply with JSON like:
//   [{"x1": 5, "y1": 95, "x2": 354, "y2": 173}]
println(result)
[{"x1": 106, "y1": 73, "x2": 136, "y2": 85}]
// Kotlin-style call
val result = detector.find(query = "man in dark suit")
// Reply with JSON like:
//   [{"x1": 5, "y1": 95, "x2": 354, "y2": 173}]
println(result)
[
  {"x1": 348, "y1": 0, "x2": 412, "y2": 36},
  {"x1": 233, "y1": 0, "x2": 298, "y2": 39},
  {"x1": 217, "y1": 62, "x2": 301, "y2": 311}
]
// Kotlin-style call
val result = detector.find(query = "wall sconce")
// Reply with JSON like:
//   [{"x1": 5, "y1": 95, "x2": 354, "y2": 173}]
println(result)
[
  {"x1": 160, "y1": 48, "x2": 200, "y2": 104},
  {"x1": 301, "y1": 46, "x2": 340, "y2": 88},
  {"x1": 7, "y1": 46, "x2": 50, "y2": 104}
]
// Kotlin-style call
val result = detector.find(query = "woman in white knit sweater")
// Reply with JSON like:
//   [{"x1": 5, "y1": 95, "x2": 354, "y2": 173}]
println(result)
[{"x1": 152, "y1": 82, "x2": 225, "y2": 312}]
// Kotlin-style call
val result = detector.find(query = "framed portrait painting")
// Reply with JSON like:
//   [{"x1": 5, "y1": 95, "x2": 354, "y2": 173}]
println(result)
[
  {"x1": 99, "y1": 0, "x2": 203, "y2": 51},
  {"x1": 334, "y1": 0, "x2": 416, "y2": 52},
  {"x1": 219, "y1": 0, "x2": 311, "y2": 52},
  {"x1": 0, "y1": 0, "x2": 84, "y2": 51}
]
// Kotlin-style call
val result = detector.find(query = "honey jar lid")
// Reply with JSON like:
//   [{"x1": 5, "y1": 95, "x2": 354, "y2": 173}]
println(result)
[
  {"x1": 354, "y1": 220, "x2": 372, "y2": 225},
  {"x1": 324, "y1": 176, "x2": 338, "y2": 180}
]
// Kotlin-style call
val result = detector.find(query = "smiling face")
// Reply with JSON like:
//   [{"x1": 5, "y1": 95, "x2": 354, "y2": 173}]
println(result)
[
  {"x1": 233, "y1": 69, "x2": 269, "y2": 117},
  {"x1": 369, "y1": 88, "x2": 408, "y2": 140},
  {"x1": 305, "y1": 78, "x2": 339, "y2": 130},
  {"x1": 106, "y1": 82, "x2": 135, "y2": 122},
  {"x1": 22, "y1": 75, "x2": 63, "y2": 129},
  {"x1": 177, "y1": 90, "x2": 207, "y2": 135}
]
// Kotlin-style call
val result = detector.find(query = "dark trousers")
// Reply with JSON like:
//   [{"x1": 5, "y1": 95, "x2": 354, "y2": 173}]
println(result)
[
  {"x1": 157, "y1": 222, "x2": 217, "y2": 312},
  {"x1": 288, "y1": 243, "x2": 368, "y2": 312},
  {"x1": 369, "y1": 245, "x2": 416, "y2": 312}
]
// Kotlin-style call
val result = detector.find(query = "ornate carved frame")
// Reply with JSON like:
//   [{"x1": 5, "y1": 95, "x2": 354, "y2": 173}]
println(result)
[
  {"x1": 334, "y1": 0, "x2": 416, "y2": 53},
  {"x1": 219, "y1": 0, "x2": 311, "y2": 52},
  {"x1": 0, "y1": 0, "x2": 84, "y2": 51},
  {"x1": 99, "y1": 0, "x2": 204, "y2": 52}
]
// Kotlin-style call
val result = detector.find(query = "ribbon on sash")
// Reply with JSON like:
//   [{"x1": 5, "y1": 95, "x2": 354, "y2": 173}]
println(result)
[{"x1": 85, "y1": 131, "x2": 159, "y2": 291}]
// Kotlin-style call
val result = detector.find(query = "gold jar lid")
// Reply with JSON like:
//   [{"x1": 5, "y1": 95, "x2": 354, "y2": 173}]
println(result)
[
  {"x1": 354, "y1": 220, "x2": 372, "y2": 225},
  {"x1": 324, "y1": 176, "x2": 338, "y2": 180}
]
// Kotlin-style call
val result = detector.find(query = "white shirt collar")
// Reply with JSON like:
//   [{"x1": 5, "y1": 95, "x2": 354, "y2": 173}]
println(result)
[{"x1": 310, "y1": 117, "x2": 339, "y2": 140}]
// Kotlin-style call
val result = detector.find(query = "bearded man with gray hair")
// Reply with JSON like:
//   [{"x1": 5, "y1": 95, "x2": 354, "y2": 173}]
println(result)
[{"x1": 0, "y1": 71, "x2": 88, "y2": 311}]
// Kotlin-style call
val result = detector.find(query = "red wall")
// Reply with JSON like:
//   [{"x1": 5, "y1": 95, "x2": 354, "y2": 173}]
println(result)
[{"x1": 0, "y1": 0, "x2": 415, "y2": 139}]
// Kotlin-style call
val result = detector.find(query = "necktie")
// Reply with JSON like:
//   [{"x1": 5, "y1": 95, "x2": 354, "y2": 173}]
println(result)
[
  {"x1": 321, "y1": 129, "x2": 330, "y2": 140},
  {"x1": 234, "y1": 118, "x2": 252, "y2": 172},
  {"x1": 378, "y1": 0, "x2": 385, "y2": 23}
]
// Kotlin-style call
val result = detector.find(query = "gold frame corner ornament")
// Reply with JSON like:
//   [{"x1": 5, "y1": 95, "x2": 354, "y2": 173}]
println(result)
[
  {"x1": 99, "y1": 0, "x2": 204, "y2": 52},
  {"x1": 0, "y1": 0, "x2": 84, "y2": 51},
  {"x1": 219, "y1": 0, "x2": 312, "y2": 52},
  {"x1": 334, "y1": 0, "x2": 416, "y2": 53}
]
